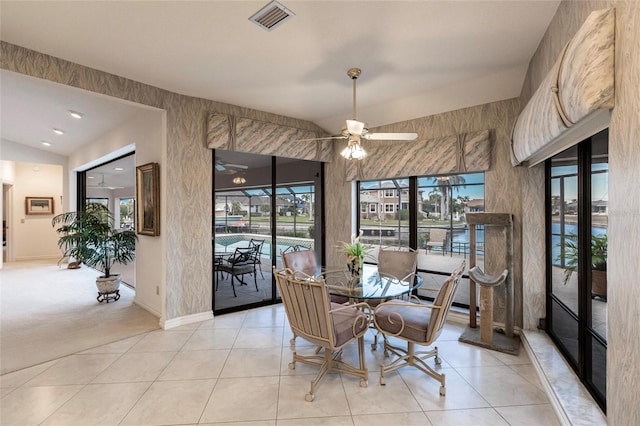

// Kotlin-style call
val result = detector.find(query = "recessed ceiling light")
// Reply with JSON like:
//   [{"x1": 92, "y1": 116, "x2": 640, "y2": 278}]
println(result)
[
  {"x1": 114, "y1": 167, "x2": 124, "y2": 171},
  {"x1": 69, "y1": 110, "x2": 83, "y2": 119},
  {"x1": 41, "y1": 141, "x2": 51, "y2": 147},
  {"x1": 53, "y1": 128, "x2": 64, "y2": 135}
]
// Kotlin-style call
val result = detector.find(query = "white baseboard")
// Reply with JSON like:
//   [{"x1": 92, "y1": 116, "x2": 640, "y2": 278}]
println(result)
[
  {"x1": 133, "y1": 299, "x2": 161, "y2": 319},
  {"x1": 14, "y1": 255, "x2": 59, "y2": 261},
  {"x1": 161, "y1": 311, "x2": 213, "y2": 330}
]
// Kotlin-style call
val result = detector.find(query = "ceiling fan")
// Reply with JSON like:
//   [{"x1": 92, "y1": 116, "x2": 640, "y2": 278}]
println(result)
[
  {"x1": 215, "y1": 158, "x2": 248, "y2": 174},
  {"x1": 304, "y1": 68, "x2": 418, "y2": 160},
  {"x1": 87, "y1": 173, "x2": 124, "y2": 190}
]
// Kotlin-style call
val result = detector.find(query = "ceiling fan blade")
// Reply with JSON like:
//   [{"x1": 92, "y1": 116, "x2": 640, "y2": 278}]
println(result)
[
  {"x1": 363, "y1": 132, "x2": 418, "y2": 141},
  {"x1": 225, "y1": 163, "x2": 248, "y2": 170},
  {"x1": 298, "y1": 135, "x2": 347, "y2": 142},
  {"x1": 346, "y1": 120, "x2": 365, "y2": 135}
]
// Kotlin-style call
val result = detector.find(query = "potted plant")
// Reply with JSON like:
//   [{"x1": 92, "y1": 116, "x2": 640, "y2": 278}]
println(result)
[
  {"x1": 560, "y1": 233, "x2": 607, "y2": 299},
  {"x1": 52, "y1": 203, "x2": 137, "y2": 302},
  {"x1": 339, "y1": 230, "x2": 372, "y2": 281}
]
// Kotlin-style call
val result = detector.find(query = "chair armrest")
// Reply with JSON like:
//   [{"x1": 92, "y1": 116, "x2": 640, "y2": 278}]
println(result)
[
  {"x1": 373, "y1": 299, "x2": 442, "y2": 312},
  {"x1": 329, "y1": 301, "x2": 371, "y2": 315},
  {"x1": 330, "y1": 302, "x2": 371, "y2": 337}
]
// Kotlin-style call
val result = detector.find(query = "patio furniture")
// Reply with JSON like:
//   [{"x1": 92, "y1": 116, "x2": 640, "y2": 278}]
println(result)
[
  {"x1": 215, "y1": 247, "x2": 258, "y2": 297},
  {"x1": 426, "y1": 228, "x2": 448, "y2": 255},
  {"x1": 249, "y1": 238, "x2": 266, "y2": 278},
  {"x1": 274, "y1": 268, "x2": 369, "y2": 401},
  {"x1": 373, "y1": 260, "x2": 465, "y2": 395}
]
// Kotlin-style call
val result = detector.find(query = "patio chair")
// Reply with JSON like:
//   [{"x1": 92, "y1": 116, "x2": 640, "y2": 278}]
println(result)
[
  {"x1": 426, "y1": 228, "x2": 449, "y2": 256},
  {"x1": 249, "y1": 238, "x2": 266, "y2": 278},
  {"x1": 373, "y1": 260, "x2": 465, "y2": 396},
  {"x1": 274, "y1": 268, "x2": 369, "y2": 401},
  {"x1": 216, "y1": 246, "x2": 258, "y2": 297}
]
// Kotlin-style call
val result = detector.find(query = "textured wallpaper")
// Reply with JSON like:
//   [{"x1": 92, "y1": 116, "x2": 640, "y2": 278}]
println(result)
[{"x1": 519, "y1": 1, "x2": 640, "y2": 423}]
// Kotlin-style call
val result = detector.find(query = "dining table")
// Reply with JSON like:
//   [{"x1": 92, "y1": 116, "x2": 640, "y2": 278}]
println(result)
[{"x1": 321, "y1": 264, "x2": 423, "y2": 301}]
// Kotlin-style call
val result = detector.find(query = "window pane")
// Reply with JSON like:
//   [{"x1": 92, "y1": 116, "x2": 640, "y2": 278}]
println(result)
[
  {"x1": 550, "y1": 148, "x2": 579, "y2": 314},
  {"x1": 359, "y1": 179, "x2": 409, "y2": 249},
  {"x1": 590, "y1": 135, "x2": 608, "y2": 341}
]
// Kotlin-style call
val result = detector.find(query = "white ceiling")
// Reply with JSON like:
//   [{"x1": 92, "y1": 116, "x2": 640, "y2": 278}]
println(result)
[{"x1": 1, "y1": 0, "x2": 560, "y2": 157}]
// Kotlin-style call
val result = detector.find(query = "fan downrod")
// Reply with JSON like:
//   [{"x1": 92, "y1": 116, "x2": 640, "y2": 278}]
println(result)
[{"x1": 347, "y1": 68, "x2": 361, "y2": 80}]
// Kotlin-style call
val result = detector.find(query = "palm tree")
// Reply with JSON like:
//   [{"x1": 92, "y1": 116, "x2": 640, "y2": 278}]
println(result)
[{"x1": 431, "y1": 175, "x2": 467, "y2": 220}]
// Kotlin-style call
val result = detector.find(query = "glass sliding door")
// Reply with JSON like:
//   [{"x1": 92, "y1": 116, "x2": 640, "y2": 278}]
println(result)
[
  {"x1": 274, "y1": 157, "x2": 323, "y2": 273},
  {"x1": 213, "y1": 152, "x2": 323, "y2": 314},
  {"x1": 546, "y1": 129, "x2": 608, "y2": 411},
  {"x1": 214, "y1": 151, "x2": 273, "y2": 313}
]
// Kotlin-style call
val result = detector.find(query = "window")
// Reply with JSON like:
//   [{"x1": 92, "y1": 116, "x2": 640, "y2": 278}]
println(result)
[
  {"x1": 369, "y1": 204, "x2": 376, "y2": 213},
  {"x1": 546, "y1": 129, "x2": 607, "y2": 411},
  {"x1": 360, "y1": 203, "x2": 367, "y2": 213},
  {"x1": 358, "y1": 173, "x2": 484, "y2": 309}
]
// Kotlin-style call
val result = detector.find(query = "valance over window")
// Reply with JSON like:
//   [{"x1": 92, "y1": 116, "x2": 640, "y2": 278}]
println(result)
[{"x1": 511, "y1": 8, "x2": 615, "y2": 166}]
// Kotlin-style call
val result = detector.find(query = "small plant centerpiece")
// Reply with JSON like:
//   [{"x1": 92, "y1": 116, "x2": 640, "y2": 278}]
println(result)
[
  {"x1": 52, "y1": 203, "x2": 137, "y2": 302},
  {"x1": 560, "y1": 233, "x2": 607, "y2": 299},
  {"x1": 339, "y1": 230, "x2": 372, "y2": 282}
]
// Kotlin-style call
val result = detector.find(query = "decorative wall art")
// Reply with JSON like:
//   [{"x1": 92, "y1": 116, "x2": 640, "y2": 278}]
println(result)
[
  {"x1": 25, "y1": 197, "x2": 54, "y2": 215},
  {"x1": 136, "y1": 162, "x2": 160, "y2": 236}
]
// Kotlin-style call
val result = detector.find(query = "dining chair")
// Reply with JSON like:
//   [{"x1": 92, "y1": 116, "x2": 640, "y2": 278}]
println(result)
[
  {"x1": 281, "y1": 247, "x2": 349, "y2": 346},
  {"x1": 368, "y1": 247, "x2": 419, "y2": 348},
  {"x1": 216, "y1": 246, "x2": 258, "y2": 297},
  {"x1": 274, "y1": 268, "x2": 369, "y2": 401},
  {"x1": 281, "y1": 248, "x2": 349, "y2": 304},
  {"x1": 373, "y1": 260, "x2": 465, "y2": 396}
]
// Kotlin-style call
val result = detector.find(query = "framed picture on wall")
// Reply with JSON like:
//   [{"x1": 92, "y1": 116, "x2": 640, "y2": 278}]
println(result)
[
  {"x1": 136, "y1": 162, "x2": 160, "y2": 236},
  {"x1": 25, "y1": 197, "x2": 55, "y2": 215}
]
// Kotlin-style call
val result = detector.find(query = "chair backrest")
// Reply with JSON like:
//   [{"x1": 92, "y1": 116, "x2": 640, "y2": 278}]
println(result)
[
  {"x1": 282, "y1": 248, "x2": 319, "y2": 277},
  {"x1": 274, "y1": 269, "x2": 333, "y2": 348},
  {"x1": 229, "y1": 247, "x2": 254, "y2": 265},
  {"x1": 377, "y1": 248, "x2": 417, "y2": 282},
  {"x1": 249, "y1": 238, "x2": 265, "y2": 251},
  {"x1": 426, "y1": 260, "x2": 465, "y2": 341},
  {"x1": 429, "y1": 228, "x2": 448, "y2": 244}
]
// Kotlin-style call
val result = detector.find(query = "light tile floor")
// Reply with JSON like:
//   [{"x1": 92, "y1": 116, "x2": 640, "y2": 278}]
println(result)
[{"x1": 0, "y1": 304, "x2": 561, "y2": 425}]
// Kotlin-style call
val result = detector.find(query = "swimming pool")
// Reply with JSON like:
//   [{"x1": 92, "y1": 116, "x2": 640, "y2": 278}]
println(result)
[{"x1": 214, "y1": 234, "x2": 313, "y2": 258}]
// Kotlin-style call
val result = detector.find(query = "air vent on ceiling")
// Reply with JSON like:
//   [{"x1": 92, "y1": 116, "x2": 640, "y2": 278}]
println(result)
[{"x1": 249, "y1": 0, "x2": 295, "y2": 31}]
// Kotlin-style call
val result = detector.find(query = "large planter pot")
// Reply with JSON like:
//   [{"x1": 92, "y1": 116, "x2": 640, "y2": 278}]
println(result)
[
  {"x1": 96, "y1": 275, "x2": 121, "y2": 303},
  {"x1": 591, "y1": 269, "x2": 607, "y2": 300}
]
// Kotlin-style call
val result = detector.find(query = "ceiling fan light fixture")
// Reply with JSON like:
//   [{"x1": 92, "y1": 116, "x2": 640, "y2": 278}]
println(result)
[{"x1": 340, "y1": 136, "x2": 367, "y2": 160}]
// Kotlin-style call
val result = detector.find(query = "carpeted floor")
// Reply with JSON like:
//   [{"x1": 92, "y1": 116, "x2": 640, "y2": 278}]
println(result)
[{"x1": 0, "y1": 259, "x2": 159, "y2": 375}]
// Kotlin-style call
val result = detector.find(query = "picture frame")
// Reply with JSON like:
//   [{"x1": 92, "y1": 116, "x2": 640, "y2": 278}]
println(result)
[
  {"x1": 25, "y1": 197, "x2": 55, "y2": 215},
  {"x1": 136, "y1": 162, "x2": 160, "y2": 236}
]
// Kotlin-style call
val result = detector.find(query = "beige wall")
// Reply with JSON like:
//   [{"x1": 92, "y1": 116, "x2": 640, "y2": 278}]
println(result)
[
  {"x1": 520, "y1": 1, "x2": 639, "y2": 423},
  {"x1": 7, "y1": 162, "x2": 63, "y2": 260}
]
